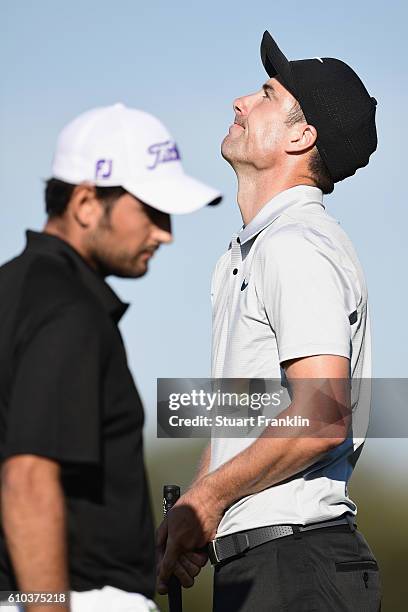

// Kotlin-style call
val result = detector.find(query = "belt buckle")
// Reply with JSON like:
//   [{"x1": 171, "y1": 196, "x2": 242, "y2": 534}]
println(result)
[{"x1": 208, "y1": 539, "x2": 220, "y2": 565}]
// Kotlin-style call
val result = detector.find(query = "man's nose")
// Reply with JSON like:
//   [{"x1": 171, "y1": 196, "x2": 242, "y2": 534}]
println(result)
[
  {"x1": 233, "y1": 96, "x2": 245, "y2": 116},
  {"x1": 233, "y1": 93, "x2": 256, "y2": 116},
  {"x1": 148, "y1": 210, "x2": 173, "y2": 245},
  {"x1": 152, "y1": 220, "x2": 173, "y2": 245},
  {"x1": 156, "y1": 228, "x2": 173, "y2": 245}
]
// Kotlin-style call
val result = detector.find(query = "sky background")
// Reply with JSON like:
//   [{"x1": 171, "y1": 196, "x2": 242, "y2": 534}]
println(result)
[{"x1": 1, "y1": 0, "x2": 407, "y2": 475}]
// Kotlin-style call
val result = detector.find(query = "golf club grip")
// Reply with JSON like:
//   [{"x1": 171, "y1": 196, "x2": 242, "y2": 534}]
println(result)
[{"x1": 163, "y1": 485, "x2": 182, "y2": 612}]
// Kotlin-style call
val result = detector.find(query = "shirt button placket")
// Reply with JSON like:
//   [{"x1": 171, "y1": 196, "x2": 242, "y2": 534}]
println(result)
[{"x1": 230, "y1": 233, "x2": 241, "y2": 278}]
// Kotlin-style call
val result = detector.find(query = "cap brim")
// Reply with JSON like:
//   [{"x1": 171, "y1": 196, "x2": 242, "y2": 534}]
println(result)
[
  {"x1": 260, "y1": 31, "x2": 298, "y2": 98},
  {"x1": 123, "y1": 174, "x2": 222, "y2": 215}
]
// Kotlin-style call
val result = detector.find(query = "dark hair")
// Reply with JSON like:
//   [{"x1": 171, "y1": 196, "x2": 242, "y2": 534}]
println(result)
[
  {"x1": 285, "y1": 101, "x2": 334, "y2": 195},
  {"x1": 45, "y1": 178, "x2": 127, "y2": 218},
  {"x1": 308, "y1": 149, "x2": 334, "y2": 195}
]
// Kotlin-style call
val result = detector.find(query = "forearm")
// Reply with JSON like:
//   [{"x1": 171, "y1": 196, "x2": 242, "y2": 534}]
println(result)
[
  {"x1": 201, "y1": 375, "x2": 349, "y2": 512},
  {"x1": 157, "y1": 358, "x2": 351, "y2": 583},
  {"x1": 157, "y1": 427, "x2": 335, "y2": 582},
  {"x1": 1, "y1": 459, "x2": 69, "y2": 612},
  {"x1": 202, "y1": 432, "x2": 333, "y2": 512}
]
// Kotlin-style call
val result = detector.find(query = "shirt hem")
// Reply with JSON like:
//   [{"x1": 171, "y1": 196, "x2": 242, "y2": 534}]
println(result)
[
  {"x1": 278, "y1": 343, "x2": 350, "y2": 364},
  {"x1": 216, "y1": 507, "x2": 357, "y2": 538}
]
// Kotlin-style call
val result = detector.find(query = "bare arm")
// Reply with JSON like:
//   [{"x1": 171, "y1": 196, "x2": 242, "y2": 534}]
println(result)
[
  {"x1": 1, "y1": 455, "x2": 70, "y2": 612},
  {"x1": 157, "y1": 355, "x2": 351, "y2": 591},
  {"x1": 204, "y1": 355, "x2": 350, "y2": 508}
]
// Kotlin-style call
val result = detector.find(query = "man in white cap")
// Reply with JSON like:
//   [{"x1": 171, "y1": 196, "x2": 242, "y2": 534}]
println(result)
[{"x1": 0, "y1": 103, "x2": 221, "y2": 612}]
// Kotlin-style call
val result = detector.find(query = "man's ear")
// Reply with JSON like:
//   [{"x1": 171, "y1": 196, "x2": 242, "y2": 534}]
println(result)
[
  {"x1": 286, "y1": 123, "x2": 318, "y2": 154},
  {"x1": 68, "y1": 184, "x2": 103, "y2": 229}
]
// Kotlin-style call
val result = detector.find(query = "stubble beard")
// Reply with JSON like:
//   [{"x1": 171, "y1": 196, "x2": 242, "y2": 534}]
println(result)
[
  {"x1": 95, "y1": 249, "x2": 148, "y2": 279},
  {"x1": 221, "y1": 134, "x2": 243, "y2": 170},
  {"x1": 87, "y1": 224, "x2": 149, "y2": 279},
  {"x1": 222, "y1": 134, "x2": 256, "y2": 179}
]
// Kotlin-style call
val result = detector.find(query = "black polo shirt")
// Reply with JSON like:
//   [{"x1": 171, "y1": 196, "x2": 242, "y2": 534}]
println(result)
[{"x1": 0, "y1": 231, "x2": 155, "y2": 597}]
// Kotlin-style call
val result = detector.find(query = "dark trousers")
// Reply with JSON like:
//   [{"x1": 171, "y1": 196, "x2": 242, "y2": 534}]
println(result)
[{"x1": 213, "y1": 526, "x2": 381, "y2": 611}]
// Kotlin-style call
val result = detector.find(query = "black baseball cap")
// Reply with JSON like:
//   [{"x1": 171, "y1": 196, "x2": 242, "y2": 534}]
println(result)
[{"x1": 260, "y1": 31, "x2": 377, "y2": 183}]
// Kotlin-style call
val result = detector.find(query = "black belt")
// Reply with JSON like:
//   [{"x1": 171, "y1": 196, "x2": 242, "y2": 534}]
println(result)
[{"x1": 208, "y1": 514, "x2": 355, "y2": 566}]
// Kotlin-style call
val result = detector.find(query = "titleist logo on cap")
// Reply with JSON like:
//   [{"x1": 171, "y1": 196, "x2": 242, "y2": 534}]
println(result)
[{"x1": 147, "y1": 141, "x2": 181, "y2": 170}]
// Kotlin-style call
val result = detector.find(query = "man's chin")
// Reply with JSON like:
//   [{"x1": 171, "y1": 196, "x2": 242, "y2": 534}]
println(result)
[
  {"x1": 104, "y1": 261, "x2": 149, "y2": 279},
  {"x1": 221, "y1": 136, "x2": 234, "y2": 162},
  {"x1": 221, "y1": 137, "x2": 241, "y2": 167}
]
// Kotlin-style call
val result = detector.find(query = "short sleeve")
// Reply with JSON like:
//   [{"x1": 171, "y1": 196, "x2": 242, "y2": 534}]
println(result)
[
  {"x1": 260, "y1": 228, "x2": 355, "y2": 364},
  {"x1": 4, "y1": 301, "x2": 105, "y2": 464}
]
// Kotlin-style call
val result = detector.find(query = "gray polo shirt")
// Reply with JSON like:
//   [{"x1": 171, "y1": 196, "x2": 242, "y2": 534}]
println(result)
[{"x1": 210, "y1": 185, "x2": 371, "y2": 536}]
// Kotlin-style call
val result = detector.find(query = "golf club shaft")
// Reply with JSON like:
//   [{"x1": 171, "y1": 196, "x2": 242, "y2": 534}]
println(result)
[{"x1": 163, "y1": 485, "x2": 182, "y2": 612}]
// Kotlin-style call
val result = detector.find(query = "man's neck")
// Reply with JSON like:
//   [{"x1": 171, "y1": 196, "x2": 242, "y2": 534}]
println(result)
[
  {"x1": 43, "y1": 222, "x2": 99, "y2": 272},
  {"x1": 236, "y1": 167, "x2": 315, "y2": 226}
]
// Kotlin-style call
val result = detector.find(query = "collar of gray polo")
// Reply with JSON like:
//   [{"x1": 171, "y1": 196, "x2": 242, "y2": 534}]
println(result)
[{"x1": 238, "y1": 185, "x2": 324, "y2": 246}]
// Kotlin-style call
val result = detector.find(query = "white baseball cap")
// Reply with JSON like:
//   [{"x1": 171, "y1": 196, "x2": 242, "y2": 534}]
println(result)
[{"x1": 51, "y1": 103, "x2": 222, "y2": 214}]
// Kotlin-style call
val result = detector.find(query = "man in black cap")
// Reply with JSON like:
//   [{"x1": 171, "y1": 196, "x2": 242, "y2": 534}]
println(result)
[{"x1": 157, "y1": 32, "x2": 381, "y2": 611}]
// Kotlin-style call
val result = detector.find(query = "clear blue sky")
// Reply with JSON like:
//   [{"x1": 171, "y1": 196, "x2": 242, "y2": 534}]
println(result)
[{"x1": 1, "y1": 0, "x2": 407, "y2": 470}]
